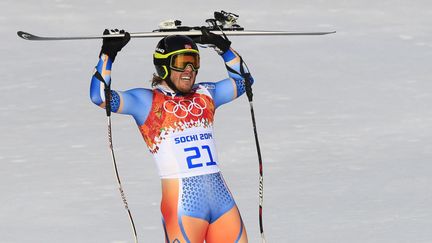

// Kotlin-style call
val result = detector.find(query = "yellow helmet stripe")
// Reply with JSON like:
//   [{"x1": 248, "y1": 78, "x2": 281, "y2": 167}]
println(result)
[{"x1": 161, "y1": 66, "x2": 169, "y2": 79}]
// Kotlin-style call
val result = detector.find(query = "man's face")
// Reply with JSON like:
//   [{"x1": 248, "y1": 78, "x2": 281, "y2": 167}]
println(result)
[{"x1": 169, "y1": 64, "x2": 197, "y2": 93}]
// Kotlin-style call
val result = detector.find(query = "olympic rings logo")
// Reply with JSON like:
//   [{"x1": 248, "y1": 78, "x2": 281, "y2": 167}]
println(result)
[{"x1": 163, "y1": 97, "x2": 207, "y2": 118}]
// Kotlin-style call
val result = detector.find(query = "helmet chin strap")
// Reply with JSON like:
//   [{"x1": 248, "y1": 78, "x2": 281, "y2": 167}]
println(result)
[{"x1": 165, "y1": 76, "x2": 183, "y2": 95}]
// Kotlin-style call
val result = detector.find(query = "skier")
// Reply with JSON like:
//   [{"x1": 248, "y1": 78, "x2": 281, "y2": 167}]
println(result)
[{"x1": 90, "y1": 28, "x2": 253, "y2": 242}]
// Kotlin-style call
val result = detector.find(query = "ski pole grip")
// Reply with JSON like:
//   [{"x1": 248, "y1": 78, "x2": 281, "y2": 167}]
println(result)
[
  {"x1": 244, "y1": 75, "x2": 253, "y2": 102},
  {"x1": 104, "y1": 84, "x2": 112, "y2": 117}
]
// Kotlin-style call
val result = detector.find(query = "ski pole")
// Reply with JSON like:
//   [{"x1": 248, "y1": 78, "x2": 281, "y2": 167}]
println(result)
[
  {"x1": 243, "y1": 69, "x2": 266, "y2": 243},
  {"x1": 103, "y1": 81, "x2": 139, "y2": 243},
  {"x1": 228, "y1": 55, "x2": 266, "y2": 242}
]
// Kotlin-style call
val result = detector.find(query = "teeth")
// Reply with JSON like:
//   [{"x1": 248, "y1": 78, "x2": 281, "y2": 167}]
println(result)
[{"x1": 181, "y1": 76, "x2": 191, "y2": 80}]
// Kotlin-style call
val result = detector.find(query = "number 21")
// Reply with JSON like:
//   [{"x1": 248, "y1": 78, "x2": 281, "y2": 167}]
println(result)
[{"x1": 184, "y1": 145, "x2": 217, "y2": 169}]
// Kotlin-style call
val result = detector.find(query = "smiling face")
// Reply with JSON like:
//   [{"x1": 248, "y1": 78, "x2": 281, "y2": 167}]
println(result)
[{"x1": 167, "y1": 64, "x2": 198, "y2": 93}]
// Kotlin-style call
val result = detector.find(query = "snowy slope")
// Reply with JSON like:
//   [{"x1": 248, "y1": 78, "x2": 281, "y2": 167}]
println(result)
[{"x1": 2, "y1": 0, "x2": 432, "y2": 242}]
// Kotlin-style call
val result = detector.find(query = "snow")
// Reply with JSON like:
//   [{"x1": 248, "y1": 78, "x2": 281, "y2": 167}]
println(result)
[{"x1": 2, "y1": 0, "x2": 432, "y2": 242}]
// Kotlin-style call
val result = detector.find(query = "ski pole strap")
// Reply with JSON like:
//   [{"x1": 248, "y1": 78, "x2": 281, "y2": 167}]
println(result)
[
  {"x1": 224, "y1": 55, "x2": 253, "y2": 102},
  {"x1": 94, "y1": 70, "x2": 112, "y2": 117}
]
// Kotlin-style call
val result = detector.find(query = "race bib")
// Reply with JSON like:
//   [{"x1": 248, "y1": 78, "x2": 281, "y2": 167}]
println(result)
[{"x1": 154, "y1": 128, "x2": 220, "y2": 178}]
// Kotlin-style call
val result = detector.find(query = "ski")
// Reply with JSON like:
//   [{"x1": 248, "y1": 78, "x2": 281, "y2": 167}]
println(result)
[
  {"x1": 17, "y1": 10, "x2": 335, "y2": 41},
  {"x1": 17, "y1": 30, "x2": 335, "y2": 41}
]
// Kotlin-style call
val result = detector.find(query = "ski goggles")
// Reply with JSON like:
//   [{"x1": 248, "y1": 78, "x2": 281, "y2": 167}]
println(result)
[{"x1": 169, "y1": 52, "x2": 200, "y2": 72}]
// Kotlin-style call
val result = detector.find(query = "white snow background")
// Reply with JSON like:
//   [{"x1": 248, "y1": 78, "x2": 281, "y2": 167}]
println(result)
[{"x1": 2, "y1": 0, "x2": 432, "y2": 242}]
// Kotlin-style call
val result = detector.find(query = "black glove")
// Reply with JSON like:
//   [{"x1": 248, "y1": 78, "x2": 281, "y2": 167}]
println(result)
[
  {"x1": 194, "y1": 26, "x2": 231, "y2": 54},
  {"x1": 99, "y1": 29, "x2": 130, "y2": 62}
]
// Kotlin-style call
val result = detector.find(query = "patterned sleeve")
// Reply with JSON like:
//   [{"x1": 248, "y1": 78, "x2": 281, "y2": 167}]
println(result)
[{"x1": 203, "y1": 48, "x2": 254, "y2": 108}]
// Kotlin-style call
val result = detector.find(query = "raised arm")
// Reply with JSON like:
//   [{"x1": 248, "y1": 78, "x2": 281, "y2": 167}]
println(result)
[
  {"x1": 195, "y1": 28, "x2": 254, "y2": 108},
  {"x1": 89, "y1": 29, "x2": 152, "y2": 126},
  {"x1": 214, "y1": 47, "x2": 254, "y2": 107}
]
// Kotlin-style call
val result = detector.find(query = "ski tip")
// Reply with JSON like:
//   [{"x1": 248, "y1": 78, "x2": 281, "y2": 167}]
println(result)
[{"x1": 17, "y1": 31, "x2": 35, "y2": 40}]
